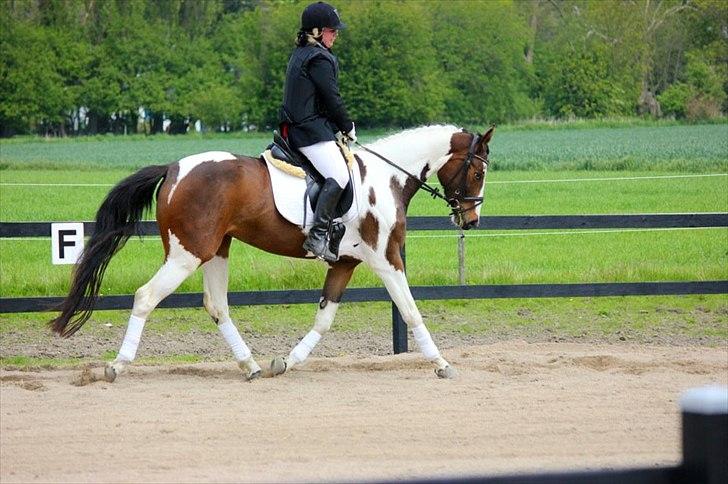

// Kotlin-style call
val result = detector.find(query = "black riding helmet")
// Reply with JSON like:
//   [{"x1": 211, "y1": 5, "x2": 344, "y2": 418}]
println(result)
[{"x1": 301, "y1": 2, "x2": 346, "y2": 31}]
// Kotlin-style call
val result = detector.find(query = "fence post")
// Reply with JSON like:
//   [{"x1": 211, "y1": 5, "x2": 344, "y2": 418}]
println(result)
[
  {"x1": 458, "y1": 230, "x2": 466, "y2": 285},
  {"x1": 392, "y1": 245, "x2": 408, "y2": 354},
  {"x1": 680, "y1": 385, "x2": 728, "y2": 483}
]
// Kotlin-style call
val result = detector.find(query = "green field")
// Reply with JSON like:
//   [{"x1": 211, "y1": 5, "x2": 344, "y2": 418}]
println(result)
[
  {"x1": 1, "y1": 123, "x2": 727, "y2": 171},
  {"x1": 1, "y1": 122, "x2": 726, "y2": 361}
]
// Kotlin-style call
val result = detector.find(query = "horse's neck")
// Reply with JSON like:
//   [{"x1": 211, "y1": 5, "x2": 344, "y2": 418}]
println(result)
[{"x1": 365, "y1": 125, "x2": 458, "y2": 182}]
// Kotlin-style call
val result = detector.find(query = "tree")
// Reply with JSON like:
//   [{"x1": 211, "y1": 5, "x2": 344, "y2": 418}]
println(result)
[
  {"x1": 337, "y1": 0, "x2": 446, "y2": 127},
  {"x1": 432, "y1": 0, "x2": 534, "y2": 124}
]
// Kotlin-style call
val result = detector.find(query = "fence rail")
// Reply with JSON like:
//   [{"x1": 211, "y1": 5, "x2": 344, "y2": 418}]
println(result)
[
  {"x1": 2, "y1": 213, "x2": 727, "y2": 237},
  {"x1": 3, "y1": 281, "x2": 726, "y2": 314}
]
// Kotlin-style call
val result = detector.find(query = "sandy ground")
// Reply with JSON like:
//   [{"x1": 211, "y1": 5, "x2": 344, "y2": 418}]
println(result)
[{"x1": 1, "y1": 341, "x2": 726, "y2": 483}]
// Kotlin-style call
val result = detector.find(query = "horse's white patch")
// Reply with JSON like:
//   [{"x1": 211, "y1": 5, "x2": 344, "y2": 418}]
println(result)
[
  {"x1": 313, "y1": 301, "x2": 339, "y2": 334},
  {"x1": 168, "y1": 151, "x2": 235, "y2": 203},
  {"x1": 168, "y1": 230, "x2": 202, "y2": 271}
]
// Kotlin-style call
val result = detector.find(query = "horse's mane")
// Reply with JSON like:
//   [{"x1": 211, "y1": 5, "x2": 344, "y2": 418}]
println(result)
[
  {"x1": 362, "y1": 125, "x2": 460, "y2": 168},
  {"x1": 367, "y1": 125, "x2": 460, "y2": 151}
]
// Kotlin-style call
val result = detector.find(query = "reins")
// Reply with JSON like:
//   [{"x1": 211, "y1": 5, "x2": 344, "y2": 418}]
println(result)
[
  {"x1": 352, "y1": 131, "x2": 488, "y2": 219},
  {"x1": 352, "y1": 140, "x2": 448, "y2": 202}
]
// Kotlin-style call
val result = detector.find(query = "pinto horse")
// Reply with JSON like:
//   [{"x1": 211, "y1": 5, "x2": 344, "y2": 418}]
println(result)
[{"x1": 50, "y1": 125, "x2": 494, "y2": 382}]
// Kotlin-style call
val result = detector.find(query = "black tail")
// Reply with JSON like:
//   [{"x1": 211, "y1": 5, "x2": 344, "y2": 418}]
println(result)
[{"x1": 49, "y1": 164, "x2": 169, "y2": 337}]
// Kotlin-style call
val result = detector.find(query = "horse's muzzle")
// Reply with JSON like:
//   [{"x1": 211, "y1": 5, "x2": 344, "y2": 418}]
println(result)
[{"x1": 461, "y1": 219, "x2": 479, "y2": 230}]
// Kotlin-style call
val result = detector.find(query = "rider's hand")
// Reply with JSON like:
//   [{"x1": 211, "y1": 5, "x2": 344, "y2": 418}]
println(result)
[{"x1": 346, "y1": 124, "x2": 357, "y2": 143}]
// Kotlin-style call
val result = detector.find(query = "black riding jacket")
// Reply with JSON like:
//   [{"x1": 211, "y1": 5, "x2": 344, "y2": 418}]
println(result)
[{"x1": 280, "y1": 42, "x2": 354, "y2": 149}]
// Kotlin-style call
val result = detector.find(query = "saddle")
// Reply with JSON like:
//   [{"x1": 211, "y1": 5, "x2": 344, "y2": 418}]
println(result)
[{"x1": 266, "y1": 130, "x2": 354, "y2": 220}]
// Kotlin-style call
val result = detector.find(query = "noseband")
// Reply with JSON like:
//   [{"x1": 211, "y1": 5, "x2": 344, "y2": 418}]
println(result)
[{"x1": 353, "y1": 132, "x2": 488, "y2": 221}]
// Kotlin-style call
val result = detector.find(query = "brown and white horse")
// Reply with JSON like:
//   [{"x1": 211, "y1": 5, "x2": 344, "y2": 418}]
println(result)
[{"x1": 50, "y1": 125, "x2": 493, "y2": 381}]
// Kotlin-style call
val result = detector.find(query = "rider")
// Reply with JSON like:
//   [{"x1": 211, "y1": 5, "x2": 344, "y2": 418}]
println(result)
[{"x1": 279, "y1": 1, "x2": 356, "y2": 262}]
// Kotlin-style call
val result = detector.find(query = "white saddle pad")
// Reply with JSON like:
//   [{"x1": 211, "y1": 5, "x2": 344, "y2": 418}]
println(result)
[{"x1": 262, "y1": 153, "x2": 361, "y2": 228}]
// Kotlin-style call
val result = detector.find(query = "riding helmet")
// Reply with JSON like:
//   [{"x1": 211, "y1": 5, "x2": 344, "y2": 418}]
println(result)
[{"x1": 301, "y1": 2, "x2": 346, "y2": 31}]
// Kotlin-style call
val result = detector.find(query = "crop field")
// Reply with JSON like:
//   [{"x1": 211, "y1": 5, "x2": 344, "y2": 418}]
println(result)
[
  {"x1": 1, "y1": 122, "x2": 727, "y2": 171},
  {"x1": 1, "y1": 121, "x2": 727, "y2": 361}
]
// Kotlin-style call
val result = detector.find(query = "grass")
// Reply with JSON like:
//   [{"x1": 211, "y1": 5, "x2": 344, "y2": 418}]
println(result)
[
  {"x1": 1, "y1": 227, "x2": 725, "y2": 297},
  {"x1": 0, "y1": 353, "x2": 203, "y2": 370},
  {"x1": 1, "y1": 170, "x2": 727, "y2": 221}
]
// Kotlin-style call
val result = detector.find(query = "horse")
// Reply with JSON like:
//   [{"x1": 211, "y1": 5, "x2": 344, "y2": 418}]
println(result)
[{"x1": 49, "y1": 124, "x2": 494, "y2": 382}]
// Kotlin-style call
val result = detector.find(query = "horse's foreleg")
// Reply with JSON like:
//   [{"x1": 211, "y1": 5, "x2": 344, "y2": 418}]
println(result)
[
  {"x1": 375, "y1": 264, "x2": 455, "y2": 379},
  {"x1": 202, "y1": 254, "x2": 261, "y2": 381},
  {"x1": 272, "y1": 259, "x2": 360, "y2": 375},
  {"x1": 105, "y1": 237, "x2": 200, "y2": 382}
]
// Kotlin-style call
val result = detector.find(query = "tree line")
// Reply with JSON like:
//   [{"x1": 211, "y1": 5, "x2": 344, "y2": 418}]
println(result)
[{"x1": 1, "y1": 0, "x2": 725, "y2": 137}]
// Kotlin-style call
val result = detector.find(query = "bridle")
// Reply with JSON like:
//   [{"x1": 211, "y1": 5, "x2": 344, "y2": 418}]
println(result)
[
  {"x1": 352, "y1": 130, "x2": 489, "y2": 221},
  {"x1": 440, "y1": 131, "x2": 489, "y2": 224}
]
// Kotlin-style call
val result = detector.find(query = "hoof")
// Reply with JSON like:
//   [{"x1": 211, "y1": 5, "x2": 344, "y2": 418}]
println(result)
[
  {"x1": 246, "y1": 369, "x2": 262, "y2": 382},
  {"x1": 104, "y1": 365, "x2": 117, "y2": 383},
  {"x1": 269, "y1": 357, "x2": 287, "y2": 377},
  {"x1": 435, "y1": 365, "x2": 457, "y2": 379}
]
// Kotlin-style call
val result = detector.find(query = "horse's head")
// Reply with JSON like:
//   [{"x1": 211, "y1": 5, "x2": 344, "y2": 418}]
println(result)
[{"x1": 437, "y1": 126, "x2": 494, "y2": 230}]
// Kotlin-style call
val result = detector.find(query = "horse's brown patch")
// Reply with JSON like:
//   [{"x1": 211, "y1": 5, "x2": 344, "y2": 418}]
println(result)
[
  {"x1": 386, "y1": 177, "x2": 407, "y2": 271},
  {"x1": 449, "y1": 131, "x2": 472, "y2": 154},
  {"x1": 368, "y1": 187, "x2": 376, "y2": 206},
  {"x1": 157, "y1": 157, "x2": 307, "y2": 262},
  {"x1": 355, "y1": 154, "x2": 366, "y2": 183},
  {"x1": 359, "y1": 211, "x2": 379, "y2": 251},
  {"x1": 321, "y1": 258, "x2": 361, "y2": 303}
]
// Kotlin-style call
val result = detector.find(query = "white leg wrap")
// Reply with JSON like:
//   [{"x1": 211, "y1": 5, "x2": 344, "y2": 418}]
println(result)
[
  {"x1": 218, "y1": 319, "x2": 252, "y2": 362},
  {"x1": 118, "y1": 315, "x2": 145, "y2": 362},
  {"x1": 412, "y1": 324, "x2": 440, "y2": 361},
  {"x1": 289, "y1": 330, "x2": 322, "y2": 365}
]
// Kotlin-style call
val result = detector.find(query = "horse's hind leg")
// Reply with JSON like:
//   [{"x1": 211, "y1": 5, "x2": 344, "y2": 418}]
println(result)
[
  {"x1": 271, "y1": 259, "x2": 360, "y2": 375},
  {"x1": 105, "y1": 233, "x2": 201, "y2": 382},
  {"x1": 202, "y1": 237, "x2": 261, "y2": 381}
]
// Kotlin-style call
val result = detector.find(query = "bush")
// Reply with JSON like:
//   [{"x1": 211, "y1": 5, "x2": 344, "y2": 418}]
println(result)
[
  {"x1": 686, "y1": 96, "x2": 723, "y2": 120},
  {"x1": 658, "y1": 83, "x2": 693, "y2": 118},
  {"x1": 658, "y1": 52, "x2": 725, "y2": 120},
  {"x1": 539, "y1": 48, "x2": 630, "y2": 118}
]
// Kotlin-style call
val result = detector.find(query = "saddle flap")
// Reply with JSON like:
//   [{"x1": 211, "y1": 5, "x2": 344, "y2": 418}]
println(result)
[
  {"x1": 306, "y1": 178, "x2": 354, "y2": 220},
  {"x1": 270, "y1": 143, "x2": 294, "y2": 166}
]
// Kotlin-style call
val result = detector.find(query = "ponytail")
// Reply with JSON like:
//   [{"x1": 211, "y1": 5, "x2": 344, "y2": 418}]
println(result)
[{"x1": 295, "y1": 28, "x2": 322, "y2": 47}]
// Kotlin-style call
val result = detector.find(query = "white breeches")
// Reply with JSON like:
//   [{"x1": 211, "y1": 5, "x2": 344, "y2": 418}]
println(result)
[{"x1": 299, "y1": 141, "x2": 349, "y2": 188}]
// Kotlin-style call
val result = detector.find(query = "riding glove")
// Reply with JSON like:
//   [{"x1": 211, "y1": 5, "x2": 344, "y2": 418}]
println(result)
[{"x1": 346, "y1": 124, "x2": 357, "y2": 143}]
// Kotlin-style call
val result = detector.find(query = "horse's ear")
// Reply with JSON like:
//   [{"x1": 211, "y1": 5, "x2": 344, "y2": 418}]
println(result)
[
  {"x1": 482, "y1": 124, "x2": 495, "y2": 145},
  {"x1": 475, "y1": 125, "x2": 495, "y2": 152}
]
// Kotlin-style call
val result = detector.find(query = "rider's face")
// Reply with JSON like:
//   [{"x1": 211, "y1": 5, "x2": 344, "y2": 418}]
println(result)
[{"x1": 322, "y1": 27, "x2": 338, "y2": 48}]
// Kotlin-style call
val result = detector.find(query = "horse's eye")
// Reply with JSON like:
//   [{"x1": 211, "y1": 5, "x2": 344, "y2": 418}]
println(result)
[{"x1": 474, "y1": 172, "x2": 483, "y2": 180}]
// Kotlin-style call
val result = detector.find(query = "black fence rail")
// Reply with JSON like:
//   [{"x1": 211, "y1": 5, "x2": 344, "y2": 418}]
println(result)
[
  {"x1": 2, "y1": 213, "x2": 727, "y2": 237},
  {"x1": 3, "y1": 281, "x2": 726, "y2": 314}
]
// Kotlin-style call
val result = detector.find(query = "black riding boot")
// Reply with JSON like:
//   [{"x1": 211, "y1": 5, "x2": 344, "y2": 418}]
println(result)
[{"x1": 303, "y1": 178, "x2": 345, "y2": 262}]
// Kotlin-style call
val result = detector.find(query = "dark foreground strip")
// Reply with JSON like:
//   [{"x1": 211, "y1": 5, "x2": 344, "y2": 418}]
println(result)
[
  {"x1": 2, "y1": 213, "x2": 727, "y2": 237},
  {"x1": 3, "y1": 281, "x2": 726, "y2": 313},
  {"x1": 365, "y1": 466, "x2": 682, "y2": 484}
]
